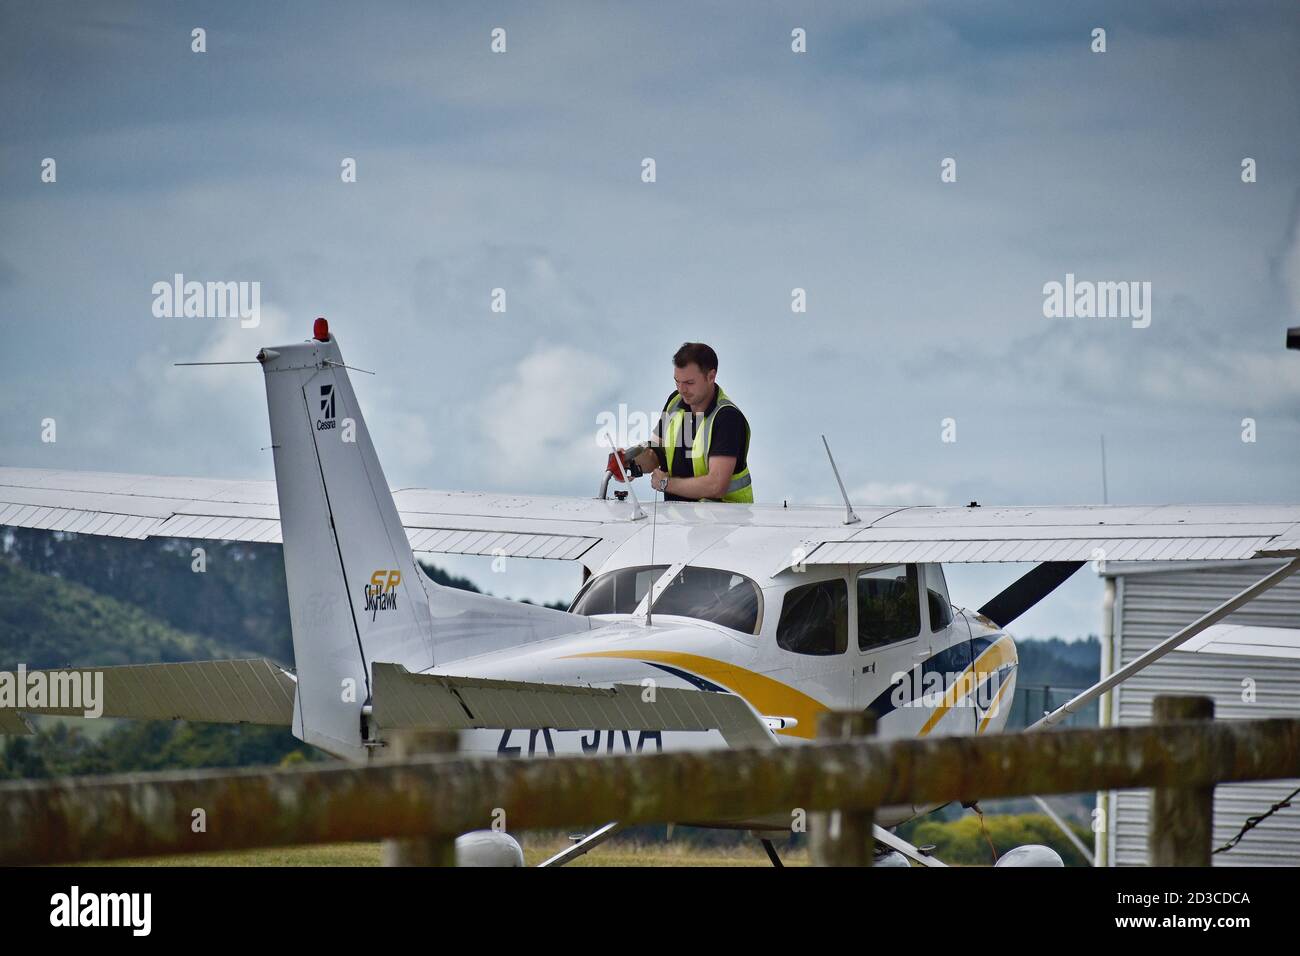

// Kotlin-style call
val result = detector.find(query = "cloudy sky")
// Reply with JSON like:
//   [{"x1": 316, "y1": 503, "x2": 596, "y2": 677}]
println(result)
[{"x1": 3, "y1": 1, "x2": 1298, "y2": 637}]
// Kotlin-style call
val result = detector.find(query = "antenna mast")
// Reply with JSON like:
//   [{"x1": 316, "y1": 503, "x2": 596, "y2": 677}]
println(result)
[
  {"x1": 821, "y1": 435, "x2": 860, "y2": 525},
  {"x1": 1100, "y1": 434, "x2": 1109, "y2": 505}
]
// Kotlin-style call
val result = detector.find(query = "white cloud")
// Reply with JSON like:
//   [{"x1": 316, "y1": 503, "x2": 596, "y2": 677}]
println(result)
[
  {"x1": 848, "y1": 481, "x2": 949, "y2": 507},
  {"x1": 480, "y1": 346, "x2": 620, "y2": 489},
  {"x1": 3, "y1": 1, "x2": 1298, "y2": 622},
  {"x1": 798, "y1": 481, "x2": 948, "y2": 508},
  {"x1": 137, "y1": 304, "x2": 297, "y2": 437},
  {"x1": 368, "y1": 405, "x2": 434, "y2": 483}
]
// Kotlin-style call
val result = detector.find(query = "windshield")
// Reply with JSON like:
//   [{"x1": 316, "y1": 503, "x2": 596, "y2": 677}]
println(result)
[
  {"x1": 652, "y1": 566, "x2": 762, "y2": 634},
  {"x1": 569, "y1": 565, "x2": 668, "y2": 615},
  {"x1": 569, "y1": 564, "x2": 762, "y2": 634}
]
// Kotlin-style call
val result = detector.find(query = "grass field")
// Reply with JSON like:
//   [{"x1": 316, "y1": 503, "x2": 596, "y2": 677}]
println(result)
[{"x1": 92, "y1": 839, "x2": 810, "y2": 867}]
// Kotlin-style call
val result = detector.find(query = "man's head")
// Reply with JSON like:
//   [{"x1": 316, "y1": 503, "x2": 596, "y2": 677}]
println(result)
[{"x1": 673, "y1": 342, "x2": 718, "y2": 408}]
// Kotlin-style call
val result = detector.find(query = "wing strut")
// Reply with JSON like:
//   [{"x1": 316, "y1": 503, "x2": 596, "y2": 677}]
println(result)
[
  {"x1": 537, "y1": 822, "x2": 623, "y2": 867},
  {"x1": 1031, "y1": 795, "x2": 1094, "y2": 866},
  {"x1": 1028, "y1": 556, "x2": 1300, "y2": 731},
  {"x1": 872, "y1": 825, "x2": 948, "y2": 867}
]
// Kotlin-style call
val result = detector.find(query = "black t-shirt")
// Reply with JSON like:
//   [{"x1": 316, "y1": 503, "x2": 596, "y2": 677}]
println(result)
[{"x1": 652, "y1": 388, "x2": 749, "y2": 501}]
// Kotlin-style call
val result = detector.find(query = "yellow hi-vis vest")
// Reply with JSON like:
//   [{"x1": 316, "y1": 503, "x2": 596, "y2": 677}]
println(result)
[{"x1": 662, "y1": 386, "x2": 753, "y2": 503}]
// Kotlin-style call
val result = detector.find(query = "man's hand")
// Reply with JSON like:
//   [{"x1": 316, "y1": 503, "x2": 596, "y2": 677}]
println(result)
[
  {"x1": 632, "y1": 445, "x2": 660, "y2": 473},
  {"x1": 653, "y1": 456, "x2": 736, "y2": 501},
  {"x1": 614, "y1": 446, "x2": 659, "y2": 477},
  {"x1": 649, "y1": 467, "x2": 669, "y2": 493}
]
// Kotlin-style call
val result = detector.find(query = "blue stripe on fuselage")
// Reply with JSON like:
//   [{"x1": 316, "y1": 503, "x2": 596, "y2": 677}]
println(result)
[{"x1": 864, "y1": 636, "x2": 996, "y2": 720}]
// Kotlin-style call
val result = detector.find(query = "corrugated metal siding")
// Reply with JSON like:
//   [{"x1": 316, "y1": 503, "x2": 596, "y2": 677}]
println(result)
[{"x1": 1109, "y1": 561, "x2": 1300, "y2": 866}]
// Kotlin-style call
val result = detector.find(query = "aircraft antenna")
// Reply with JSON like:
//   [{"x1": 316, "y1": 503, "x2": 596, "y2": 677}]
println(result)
[
  {"x1": 821, "y1": 435, "x2": 860, "y2": 525},
  {"x1": 646, "y1": 489, "x2": 659, "y2": 627},
  {"x1": 172, "y1": 360, "x2": 261, "y2": 366},
  {"x1": 323, "y1": 359, "x2": 376, "y2": 376},
  {"x1": 1100, "y1": 434, "x2": 1109, "y2": 504}
]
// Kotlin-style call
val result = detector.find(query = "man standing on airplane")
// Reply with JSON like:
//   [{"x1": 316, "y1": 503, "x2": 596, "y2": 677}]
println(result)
[{"x1": 625, "y1": 342, "x2": 752, "y2": 502}]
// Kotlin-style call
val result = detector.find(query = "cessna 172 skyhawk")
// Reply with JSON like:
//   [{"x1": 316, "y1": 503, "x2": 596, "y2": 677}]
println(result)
[{"x1": 2, "y1": 320, "x2": 1299, "y2": 866}]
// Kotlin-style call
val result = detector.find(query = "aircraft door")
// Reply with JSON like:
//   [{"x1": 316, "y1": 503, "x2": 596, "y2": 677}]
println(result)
[{"x1": 852, "y1": 564, "x2": 931, "y2": 737}]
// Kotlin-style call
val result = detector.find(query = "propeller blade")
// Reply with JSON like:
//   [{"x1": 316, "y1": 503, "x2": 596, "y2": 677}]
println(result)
[{"x1": 977, "y1": 561, "x2": 1085, "y2": 628}]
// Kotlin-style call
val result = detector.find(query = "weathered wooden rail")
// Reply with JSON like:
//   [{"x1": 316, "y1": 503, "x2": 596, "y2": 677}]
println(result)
[{"x1": 1, "y1": 695, "x2": 1296, "y2": 866}]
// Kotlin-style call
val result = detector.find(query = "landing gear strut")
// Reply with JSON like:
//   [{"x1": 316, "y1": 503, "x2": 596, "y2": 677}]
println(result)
[{"x1": 760, "y1": 838, "x2": 784, "y2": 867}]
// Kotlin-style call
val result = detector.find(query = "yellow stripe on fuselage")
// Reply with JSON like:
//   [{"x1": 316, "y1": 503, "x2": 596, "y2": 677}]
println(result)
[
  {"x1": 562, "y1": 649, "x2": 826, "y2": 739},
  {"x1": 918, "y1": 635, "x2": 1018, "y2": 737},
  {"x1": 977, "y1": 677, "x2": 1016, "y2": 735},
  {"x1": 566, "y1": 637, "x2": 1017, "y2": 741}
]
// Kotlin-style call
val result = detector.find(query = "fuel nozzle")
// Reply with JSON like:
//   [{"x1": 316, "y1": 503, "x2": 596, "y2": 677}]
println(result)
[{"x1": 607, "y1": 444, "x2": 651, "y2": 481}]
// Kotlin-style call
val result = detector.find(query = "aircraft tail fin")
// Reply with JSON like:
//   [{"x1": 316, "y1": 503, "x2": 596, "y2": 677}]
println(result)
[
  {"x1": 258, "y1": 321, "x2": 589, "y2": 760},
  {"x1": 259, "y1": 324, "x2": 435, "y2": 758}
]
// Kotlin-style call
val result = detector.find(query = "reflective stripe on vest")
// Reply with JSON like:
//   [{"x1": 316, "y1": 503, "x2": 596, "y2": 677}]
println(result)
[{"x1": 662, "y1": 386, "x2": 753, "y2": 503}]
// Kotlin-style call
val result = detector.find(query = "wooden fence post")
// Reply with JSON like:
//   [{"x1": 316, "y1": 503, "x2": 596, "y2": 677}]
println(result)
[
  {"x1": 810, "y1": 711, "x2": 877, "y2": 866},
  {"x1": 1149, "y1": 695, "x2": 1214, "y2": 866},
  {"x1": 381, "y1": 729, "x2": 458, "y2": 867}
]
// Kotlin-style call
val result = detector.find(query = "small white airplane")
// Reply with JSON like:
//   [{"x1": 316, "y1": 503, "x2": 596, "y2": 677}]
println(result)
[{"x1": 3, "y1": 319, "x2": 1298, "y2": 866}]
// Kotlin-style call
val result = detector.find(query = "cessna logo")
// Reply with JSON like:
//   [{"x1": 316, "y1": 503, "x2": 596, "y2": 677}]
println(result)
[
  {"x1": 316, "y1": 384, "x2": 336, "y2": 430},
  {"x1": 364, "y1": 569, "x2": 400, "y2": 620}
]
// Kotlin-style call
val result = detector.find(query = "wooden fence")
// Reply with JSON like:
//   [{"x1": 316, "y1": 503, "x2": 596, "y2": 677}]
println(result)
[{"x1": 2, "y1": 695, "x2": 1297, "y2": 866}]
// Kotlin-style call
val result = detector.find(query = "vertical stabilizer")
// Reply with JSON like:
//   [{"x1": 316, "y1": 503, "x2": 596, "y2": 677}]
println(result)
[{"x1": 259, "y1": 326, "x2": 433, "y2": 759}]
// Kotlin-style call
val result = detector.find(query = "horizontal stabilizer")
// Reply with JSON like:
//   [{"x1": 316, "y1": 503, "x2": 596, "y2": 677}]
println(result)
[
  {"x1": 371, "y1": 663, "x2": 776, "y2": 750},
  {"x1": 0, "y1": 659, "x2": 295, "y2": 733}
]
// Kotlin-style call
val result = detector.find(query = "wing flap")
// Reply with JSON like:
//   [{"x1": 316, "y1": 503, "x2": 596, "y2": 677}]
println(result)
[
  {"x1": 785, "y1": 534, "x2": 1283, "y2": 569},
  {"x1": 371, "y1": 663, "x2": 776, "y2": 749}
]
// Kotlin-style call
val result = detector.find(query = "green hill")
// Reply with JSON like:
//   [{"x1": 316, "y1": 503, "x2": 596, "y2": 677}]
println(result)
[
  {"x1": 0, "y1": 552, "x2": 322, "y2": 779},
  {"x1": 0, "y1": 556, "x2": 253, "y2": 669},
  {"x1": 1, "y1": 528, "x2": 486, "y2": 665},
  {"x1": 0, "y1": 531, "x2": 493, "y2": 780}
]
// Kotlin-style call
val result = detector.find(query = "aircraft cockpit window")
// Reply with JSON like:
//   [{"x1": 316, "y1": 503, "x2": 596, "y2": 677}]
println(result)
[
  {"x1": 927, "y1": 564, "x2": 954, "y2": 632},
  {"x1": 569, "y1": 565, "x2": 669, "y2": 616},
  {"x1": 651, "y1": 566, "x2": 762, "y2": 634},
  {"x1": 777, "y1": 578, "x2": 848, "y2": 655},
  {"x1": 858, "y1": 564, "x2": 921, "y2": 651}
]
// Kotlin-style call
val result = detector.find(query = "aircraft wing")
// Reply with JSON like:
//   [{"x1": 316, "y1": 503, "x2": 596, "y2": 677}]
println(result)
[
  {"x1": 4, "y1": 466, "x2": 1299, "y2": 571},
  {"x1": 0, "y1": 466, "x2": 643, "y2": 570},
  {"x1": 777, "y1": 503, "x2": 1300, "y2": 568}
]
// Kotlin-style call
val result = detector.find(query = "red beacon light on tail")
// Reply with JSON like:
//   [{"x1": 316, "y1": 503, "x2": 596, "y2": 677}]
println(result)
[{"x1": 313, "y1": 317, "x2": 330, "y2": 341}]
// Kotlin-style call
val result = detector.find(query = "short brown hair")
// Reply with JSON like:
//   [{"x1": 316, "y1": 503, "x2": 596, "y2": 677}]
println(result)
[{"x1": 673, "y1": 342, "x2": 718, "y2": 373}]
